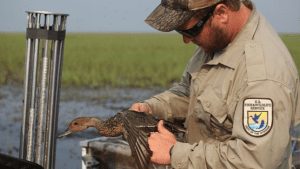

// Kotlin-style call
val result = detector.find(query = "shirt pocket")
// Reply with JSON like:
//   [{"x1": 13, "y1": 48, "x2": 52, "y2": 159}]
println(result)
[{"x1": 197, "y1": 85, "x2": 228, "y2": 124}]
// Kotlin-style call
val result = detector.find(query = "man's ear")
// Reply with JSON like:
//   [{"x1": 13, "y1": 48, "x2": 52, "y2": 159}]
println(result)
[{"x1": 213, "y1": 4, "x2": 229, "y2": 24}]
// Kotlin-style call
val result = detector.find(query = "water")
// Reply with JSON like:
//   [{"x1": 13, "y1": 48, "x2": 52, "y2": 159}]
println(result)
[{"x1": 0, "y1": 85, "x2": 163, "y2": 169}]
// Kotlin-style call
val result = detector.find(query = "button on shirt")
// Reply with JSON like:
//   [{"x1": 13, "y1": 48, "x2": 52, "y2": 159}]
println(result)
[{"x1": 144, "y1": 7, "x2": 300, "y2": 169}]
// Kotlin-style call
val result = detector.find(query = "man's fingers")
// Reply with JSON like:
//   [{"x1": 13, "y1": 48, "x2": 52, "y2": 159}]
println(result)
[
  {"x1": 148, "y1": 129, "x2": 173, "y2": 165},
  {"x1": 129, "y1": 103, "x2": 139, "y2": 111},
  {"x1": 129, "y1": 103, "x2": 151, "y2": 113}
]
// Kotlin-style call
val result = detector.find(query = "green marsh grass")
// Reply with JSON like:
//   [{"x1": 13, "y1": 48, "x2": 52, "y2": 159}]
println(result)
[
  {"x1": 0, "y1": 33, "x2": 299, "y2": 88},
  {"x1": 281, "y1": 34, "x2": 300, "y2": 70},
  {"x1": 63, "y1": 33, "x2": 195, "y2": 87}
]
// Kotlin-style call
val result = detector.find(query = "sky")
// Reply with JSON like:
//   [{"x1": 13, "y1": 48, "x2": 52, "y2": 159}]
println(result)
[{"x1": 0, "y1": 0, "x2": 299, "y2": 33}]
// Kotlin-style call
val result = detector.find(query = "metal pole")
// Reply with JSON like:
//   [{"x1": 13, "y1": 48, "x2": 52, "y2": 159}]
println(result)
[
  {"x1": 45, "y1": 15, "x2": 67, "y2": 169},
  {"x1": 34, "y1": 13, "x2": 50, "y2": 165},
  {"x1": 20, "y1": 11, "x2": 68, "y2": 169},
  {"x1": 45, "y1": 15, "x2": 60, "y2": 169},
  {"x1": 27, "y1": 12, "x2": 41, "y2": 161},
  {"x1": 43, "y1": 39, "x2": 54, "y2": 168},
  {"x1": 20, "y1": 12, "x2": 33, "y2": 159}
]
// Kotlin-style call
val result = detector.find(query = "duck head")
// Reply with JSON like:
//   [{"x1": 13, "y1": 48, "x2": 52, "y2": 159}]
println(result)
[{"x1": 58, "y1": 117, "x2": 101, "y2": 138}]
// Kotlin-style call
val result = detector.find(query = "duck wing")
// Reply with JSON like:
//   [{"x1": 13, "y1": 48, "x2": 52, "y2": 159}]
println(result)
[
  {"x1": 120, "y1": 111, "x2": 152, "y2": 169},
  {"x1": 119, "y1": 110, "x2": 186, "y2": 169}
]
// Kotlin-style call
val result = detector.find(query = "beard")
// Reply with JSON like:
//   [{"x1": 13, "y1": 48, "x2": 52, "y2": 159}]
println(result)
[{"x1": 196, "y1": 24, "x2": 231, "y2": 54}]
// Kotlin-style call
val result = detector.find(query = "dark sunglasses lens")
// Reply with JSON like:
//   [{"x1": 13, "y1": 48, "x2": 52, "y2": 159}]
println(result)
[
  {"x1": 176, "y1": 23, "x2": 203, "y2": 37},
  {"x1": 176, "y1": 6, "x2": 215, "y2": 37},
  {"x1": 176, "y1": 30, "x2": 193, "y2": 37},
  {"x1": 176, "y1": 17, "x2": 206, "y2": 37}
]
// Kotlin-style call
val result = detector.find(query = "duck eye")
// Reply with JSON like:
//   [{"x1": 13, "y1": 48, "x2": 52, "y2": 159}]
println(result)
[{"x1": 74, "y1": 122, "x2": 78, "y2": 125}]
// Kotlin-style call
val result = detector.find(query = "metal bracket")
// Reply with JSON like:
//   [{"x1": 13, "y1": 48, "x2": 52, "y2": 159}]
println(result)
[{"x1": 26, "y1": 28, "x2": 66, "y2": 40}]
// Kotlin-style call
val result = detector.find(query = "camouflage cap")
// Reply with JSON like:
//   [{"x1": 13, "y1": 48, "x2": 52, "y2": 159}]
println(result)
[{"x1": 145, "y1": 0, "x2": 222, "y2": 32}]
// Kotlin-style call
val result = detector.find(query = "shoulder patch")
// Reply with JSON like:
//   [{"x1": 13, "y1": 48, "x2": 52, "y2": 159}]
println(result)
[
  {"x1": 243, "y1": 98, "x2": 273, "y2": 137},
  {"x1": 245, "y1": 41, "x2": 267, "y2": 82}
]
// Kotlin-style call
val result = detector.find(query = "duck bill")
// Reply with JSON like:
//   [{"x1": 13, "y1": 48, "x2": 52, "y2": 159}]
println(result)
[{"x1": 57, "y1": 130, "x2": 73, "y2": 138}]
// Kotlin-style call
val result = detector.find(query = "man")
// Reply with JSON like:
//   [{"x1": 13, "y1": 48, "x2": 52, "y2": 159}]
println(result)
[{"x1": 130, "y1": 0, "x2": 300, "y2": 168}]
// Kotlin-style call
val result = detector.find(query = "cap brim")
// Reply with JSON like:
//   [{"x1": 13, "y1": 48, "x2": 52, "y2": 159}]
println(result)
[{"x1": 145, "y1": 4, "x2": 195, "y2": 32}]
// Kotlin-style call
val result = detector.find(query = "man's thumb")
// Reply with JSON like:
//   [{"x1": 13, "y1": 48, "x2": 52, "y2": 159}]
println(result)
[{"x1": 157, "y1": 120, "x2": 171, "y2": 134}]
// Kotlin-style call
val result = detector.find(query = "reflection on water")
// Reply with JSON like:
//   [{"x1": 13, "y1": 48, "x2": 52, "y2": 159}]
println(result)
[{"x1": 0, "y1": 85, "x2": 163, "y2": 169}]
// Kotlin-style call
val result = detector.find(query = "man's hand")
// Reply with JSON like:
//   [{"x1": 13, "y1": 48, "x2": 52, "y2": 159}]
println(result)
[
  {"x1": 129, "y1": 102, "x2": 152, "y2": 114},
  {"x1": 148, "y1": 120, "x2": 176, "y2": 164}
]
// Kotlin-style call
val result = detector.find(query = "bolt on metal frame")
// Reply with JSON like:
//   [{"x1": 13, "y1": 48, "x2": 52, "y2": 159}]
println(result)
[{"x1": 20, "y1": 11, "x2": 68, "y2": 169}]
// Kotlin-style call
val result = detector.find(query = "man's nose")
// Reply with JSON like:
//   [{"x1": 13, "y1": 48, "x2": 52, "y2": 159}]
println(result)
[{"x1": 183, "y1": 35, "x2": 192, "y2": 44}]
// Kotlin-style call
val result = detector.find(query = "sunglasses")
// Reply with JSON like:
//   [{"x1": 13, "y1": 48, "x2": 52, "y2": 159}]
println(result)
[{"x1": 176, "y1": 6, "x2": 216, "y2": 38}]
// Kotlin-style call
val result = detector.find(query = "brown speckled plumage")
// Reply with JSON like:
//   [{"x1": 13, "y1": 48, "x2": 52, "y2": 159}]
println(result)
[{"x1": 97, "y1": 116, "x2": 124, "y2": 137}]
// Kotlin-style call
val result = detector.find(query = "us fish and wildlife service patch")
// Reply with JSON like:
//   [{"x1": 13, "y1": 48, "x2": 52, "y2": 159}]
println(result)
[{"x1": 243, "y1": 98, "x2": 273, "y2": 137}]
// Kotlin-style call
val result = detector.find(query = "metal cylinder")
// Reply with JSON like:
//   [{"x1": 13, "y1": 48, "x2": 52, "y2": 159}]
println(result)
[{"x1": 20, "y1": 11, "x2": 68, "y2": 169}]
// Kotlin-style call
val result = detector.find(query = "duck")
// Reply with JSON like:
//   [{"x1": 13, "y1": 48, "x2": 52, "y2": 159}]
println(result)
[
  {"x1": 250, "y1": 112, "x2": 262, "y2": 124},
  {"x1": 58, "y1": 109, "x2": 186, "y2": 169}
]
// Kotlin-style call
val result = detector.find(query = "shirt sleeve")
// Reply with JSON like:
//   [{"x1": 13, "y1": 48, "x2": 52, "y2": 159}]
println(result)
[
  {"x1": 171, "y1": 80, "x2": 295, "y2": 169},
  {"x1": 144, "y1": 77, "x2": 190, "y2": 120},
  {"x1": 144, "y1": 48, "x2": 205, "y2": 120}
]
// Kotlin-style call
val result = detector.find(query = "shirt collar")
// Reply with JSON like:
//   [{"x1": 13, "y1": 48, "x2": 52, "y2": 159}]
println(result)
[{"x1": 205, "y1": 5, "x2": 260, "y2": 69}]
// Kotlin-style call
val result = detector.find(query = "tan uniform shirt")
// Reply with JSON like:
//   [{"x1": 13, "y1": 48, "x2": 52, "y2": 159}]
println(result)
[{"x1": 145, "y1": 7, "x2": 300, "y2": 169}]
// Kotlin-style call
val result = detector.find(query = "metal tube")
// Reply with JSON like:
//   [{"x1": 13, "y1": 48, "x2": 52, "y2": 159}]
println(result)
[
  {"x1": 34, "y1": 13, "x2": 50, "y2": 165},
  {"x1": 43, "y1": 39, "x2": 54, "y2": 168},
  {"x1": 45, "y1": 15, "x2": 60, "y2": 169},
  {"x1": 20, "y1": 12, "x2": 33, "y2": 159},
  {"x1": 49, "y1": 35, "x2": 65, "y2": 169},
  {"x1": 26, "y1": 12, "x2": 41, "y2": 161}
]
